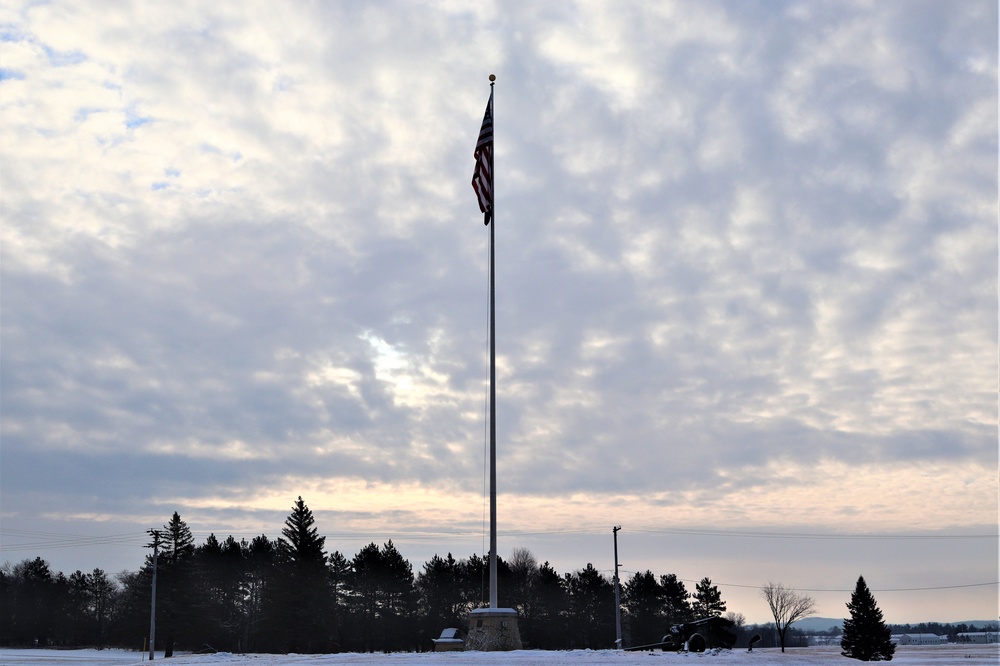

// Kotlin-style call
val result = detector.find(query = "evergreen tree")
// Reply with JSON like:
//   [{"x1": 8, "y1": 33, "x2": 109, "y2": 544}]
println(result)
[
  {"x1": 3, "y1": 557, "x2": 56, "y2": 645},
  {"x1": 621, "y1": 570, "x2": 663, "y2": 646},
  {"x1": 457, "y1": 553, "x2": 512, "y2": 612},
  {"x1": 376, "y1": 540, "x2": 418, "y2": 651},
  {"x1": 692, "y1": 577, "x2": 726, "y2": 619},
  {"x1": 347, "y1": 541, "x2": 417, "y2": 652},
  {"x1": 243, "y1": 535, "x2": 279, "y2": 652},
  {"x1": 531, "y1": 561, "x2": 569, "y2": 649},
  {"x1": 66, "y1": 570, "x2": 92, "y2": 645},
  {"x1": 841, "y1": 576, "x2": 895, "y2": 661},
  {"x1": 65, "y1": 568, "x2": 118, "y2": 646},
  {"x1": 281, "y1": 496, "x2": 327, "y2": 567},
  {"x1": 273, "y1": 497, "x2": 331, "y2": 652},
  {"x1": 217, "y1": 536, "x2": 247, "y2": 649},
  {"x1": 327, "y1": 550, "x2": 352, "y2": 651},
  {"x1": 87, "y1": 568, "x2": 118, "y2": 646},
  {"x1": 194, "y1": 534, "x2": 245, "y2": 651},
  {"x1": 416, "y1": 553, "x2": 464, "y2": 641},
  {"x1": 564, "y1": 564, "x2": 615, "y2": 649},
  {"x1": 49, "y1": 572, "x2": 74, "y2": 646},
  {"x1": 659, "y1": 573, "x2": 693, "y2": 626},
  {"x1": 159, "y1": 512, "x2": 196, "y2": 656},
  {"x1": 348, "y1": 542, "x2": 384, "y2": 651},
  {"x1": 14, "y1": 557, "x2": 55, "y2": 647},
  {"x1": 0, "y1": 565, "x2": 12, "y2": 646}
]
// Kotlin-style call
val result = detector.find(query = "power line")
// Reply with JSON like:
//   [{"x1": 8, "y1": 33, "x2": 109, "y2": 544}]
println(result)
[
  {"x1": 3, "y1": 525, "x2": 993, "y2": 551},
  {"x1": 0, "y1": 528, "x2": 147, "y2": 552},
  {"x1": 628, "y1": 527, "x2": 996, "y2": 541},
  {"x1": 674, "y1": 577, "x2": 999, "y2": 594}
]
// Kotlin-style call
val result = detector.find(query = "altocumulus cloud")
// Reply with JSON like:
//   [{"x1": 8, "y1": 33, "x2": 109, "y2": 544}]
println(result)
[{"x1": 0, "y1": 0, "x2": 996, "y2": 622}]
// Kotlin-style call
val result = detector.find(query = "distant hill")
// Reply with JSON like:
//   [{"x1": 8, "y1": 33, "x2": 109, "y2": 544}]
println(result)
[
  {"x1": 953, "y1": 620, "x2": 999, "y2": 629},
  {"x1": 792, "y1": 617, "x2": 843, "y2": 632},
  {"x1": 775, "y1": 617, "x2": 997, "y2": 633}
]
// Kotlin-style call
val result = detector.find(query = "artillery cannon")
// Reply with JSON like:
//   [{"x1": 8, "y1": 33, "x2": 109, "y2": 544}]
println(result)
[
  {"x1": 658, "y1": 616, "x2": 737, "y2": 653},
  {"x1": 623, "y1": 615, "x2": 737, "y2": 653}
]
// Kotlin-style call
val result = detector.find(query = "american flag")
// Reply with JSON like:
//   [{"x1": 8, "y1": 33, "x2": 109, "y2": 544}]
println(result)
[{"x1": 472, "y1": 91, "x2": 493, "y2": 225}]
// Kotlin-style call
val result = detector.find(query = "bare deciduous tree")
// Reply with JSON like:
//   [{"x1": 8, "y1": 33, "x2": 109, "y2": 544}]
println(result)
[
  {"x1": 760, "y1": 581, "x2": 817, "y2": 652},
  {"x1": 507, "y1": 547, "x2": 539, "y2": 622},
  {"x1": 508, "y1": 547, "x2": 538, "y2": 581}
]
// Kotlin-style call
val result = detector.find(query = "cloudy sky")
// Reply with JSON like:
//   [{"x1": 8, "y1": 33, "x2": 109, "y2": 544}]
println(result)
[{"x1": 1, "y1": 0, "x2": 996, "y2": 625}]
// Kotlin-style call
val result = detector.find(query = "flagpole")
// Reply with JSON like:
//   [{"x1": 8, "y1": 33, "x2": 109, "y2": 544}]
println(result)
[
  {"x1": 487, "y1": 74, "x2": 497, "y2": 610},
  {"x1": 465, "y1": 73, "x2": 521, "y2": 651}
]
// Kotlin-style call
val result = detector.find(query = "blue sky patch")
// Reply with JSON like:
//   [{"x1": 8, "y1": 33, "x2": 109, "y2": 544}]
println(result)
[
  {"x1": 74, "y1": 107, "x2": 105, "y2": 122},
  {"x1": 0, "y1": 24, "x2": 25, "y2": 42},
  {"x1": 42, "y1": 44, "x2": 86, "y2": 67},
  {"x1": 125, "y1": 115, "x2": 151, "y2": 129},
  {"x1": 124, "y1": 105, "x2": 151, "y2": 129}
]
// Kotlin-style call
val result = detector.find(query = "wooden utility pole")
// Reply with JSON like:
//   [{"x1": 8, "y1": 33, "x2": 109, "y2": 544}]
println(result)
[
  {"x1": 146, "y1": 529, "x2": 161, "y2": 661},
  {"x1": 613, "y1": 526, "x2": 623, "y2": 649}
]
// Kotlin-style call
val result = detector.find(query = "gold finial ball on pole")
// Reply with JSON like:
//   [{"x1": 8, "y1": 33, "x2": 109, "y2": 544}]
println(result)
[{"x1": 489, "y1": 74, "x2": 496, "y2": 81}]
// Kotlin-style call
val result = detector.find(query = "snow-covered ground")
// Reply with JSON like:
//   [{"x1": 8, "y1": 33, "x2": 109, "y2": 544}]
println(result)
[{"x1": 2, "y1": 646, "x2": 997, "y2": 666}]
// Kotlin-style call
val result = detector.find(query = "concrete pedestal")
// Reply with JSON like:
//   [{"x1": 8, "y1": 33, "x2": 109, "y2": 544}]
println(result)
[{"x1": 464, "y1": 607, "x2": 522, "y2": 651}]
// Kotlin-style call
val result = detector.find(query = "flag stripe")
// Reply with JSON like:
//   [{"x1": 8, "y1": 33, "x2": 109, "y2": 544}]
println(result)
[{"x1": 472, "y1": 91, "x2": 493, "y2": 220}]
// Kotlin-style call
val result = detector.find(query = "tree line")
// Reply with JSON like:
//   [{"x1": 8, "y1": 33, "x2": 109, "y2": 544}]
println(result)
[
  {"x1": 2, "y1": 496, "x2": 742, "y2": 653},
  {"x1": 808, "y1": 621, "x2": 999, "y2": 642}
]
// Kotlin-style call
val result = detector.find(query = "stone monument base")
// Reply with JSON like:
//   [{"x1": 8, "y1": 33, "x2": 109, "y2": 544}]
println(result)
[{"x1": 464, "y1": 607, "x2": 522, "y2": 651}]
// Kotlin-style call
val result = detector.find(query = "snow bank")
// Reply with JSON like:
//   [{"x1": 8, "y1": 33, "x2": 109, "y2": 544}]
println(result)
[{"x1": 1, "y1": 645, "x2": 997, "y2": 666}]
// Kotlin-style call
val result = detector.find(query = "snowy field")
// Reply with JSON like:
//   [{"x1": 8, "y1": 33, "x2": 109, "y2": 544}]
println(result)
[{"x1": 2, "y1": 646, "x2": 998, "y2": 666}]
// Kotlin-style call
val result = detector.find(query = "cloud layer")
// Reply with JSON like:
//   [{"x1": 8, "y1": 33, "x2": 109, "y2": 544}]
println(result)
[{"x1": 1, "y1": 0, "x2": 996, "y2": 622}]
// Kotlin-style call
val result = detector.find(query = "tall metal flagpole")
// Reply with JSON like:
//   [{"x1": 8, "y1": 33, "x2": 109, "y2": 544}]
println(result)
[
  {"x1": 487, "y1": 73, "x2": 497, "y2": 610},
  {"x1": 467, "y1": 74, "x2": 519, "y2": 650}
]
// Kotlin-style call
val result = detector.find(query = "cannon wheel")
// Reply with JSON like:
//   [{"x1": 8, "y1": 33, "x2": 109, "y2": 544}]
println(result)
[
  {"x1": 659, "y1": 636, "x2": 680, "y2": 652},
  {"x1": 687, "y1": 633, "x2": 706, "y2": 653}
]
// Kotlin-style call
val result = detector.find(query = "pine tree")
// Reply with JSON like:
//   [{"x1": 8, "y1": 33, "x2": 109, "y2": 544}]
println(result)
[
  {"x1": 159, "y1": 512, "x2": 196, "y2": 656},
  {"x1": 162, "y1": 512, "x2": 196, "y2": 562},
  {"x1": 5, "y1": 558, "x2": 56, "y2": 645},
  {"x1": 273, "y1": 497, "x2": 331, "y2": 652},
  {"x1": 659, "y1": 573, "x2": 693, "y2": 626},
  {"x1": 280, "y1": 496, "x2": 327, "y2": 567},
  {"x1": 564, "y1": 564, "x2": 615, "y2": 649},
  {"x1": 347, "y1": 541, "x2": 417, "y2": 652},
  {"x1": 243, "y1": 535, "x2": 278, "y2": 651},
  {"x1": 348, "y1": 542, "x2": 384, "y2": 651},
  {"x1": 194, "y1": 534, "x2": 244, "y2": 651},
  {"x1": 621, "y1": 570, "x2": 663, "y2": 646},
  {"x1": 375, "y1": 540, "x2": 417, "y2": 651},
  {"x1": 88, "y1": 569, "x2": 117, "y2": 646},
  {"x1": 416, "y1": 553, "x2": 463, "y2": 638},
  {"x1": 841, "y1": 576, "x2": 895, "y2": 661},
  {"x1": 327, "y1": 550, "x2": 351, "y2": 651},
  {"x1": 532, "y1": 562, "x2": 569, "y2": 649},
  {"x1": 692, "y1": 577, "x2": 726, "y2": 619}
]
